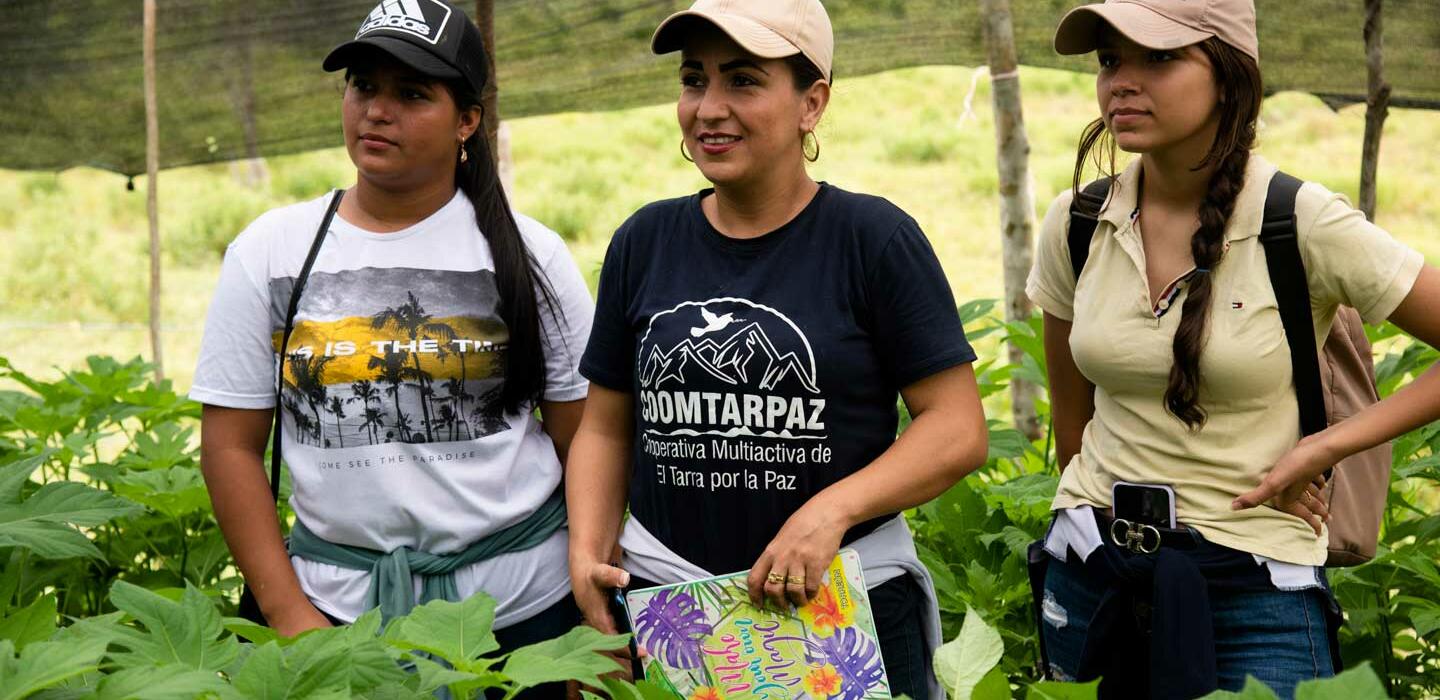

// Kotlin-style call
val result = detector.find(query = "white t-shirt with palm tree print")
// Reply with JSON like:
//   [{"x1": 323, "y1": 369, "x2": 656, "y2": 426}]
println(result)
[{"x1": 191, "y1": 189, "x2": 592, "y2": 627}]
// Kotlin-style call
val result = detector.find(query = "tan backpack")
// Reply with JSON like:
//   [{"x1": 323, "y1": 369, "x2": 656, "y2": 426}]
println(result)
[
  {"x1": 1314, "y1": 307, "x2": 1390, "y2": 566},
  {"x1": 1068, "y1": 172, "x2": 1390, "y2": 566}
]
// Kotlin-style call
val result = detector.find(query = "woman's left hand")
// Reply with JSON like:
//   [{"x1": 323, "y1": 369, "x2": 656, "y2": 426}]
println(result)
[
  {"x1": 1232, "y1": 434, "x2": 1334, "y2": 534},
  {"x1": 746, "y1": 499, "x2": 849, "y2": 609}
]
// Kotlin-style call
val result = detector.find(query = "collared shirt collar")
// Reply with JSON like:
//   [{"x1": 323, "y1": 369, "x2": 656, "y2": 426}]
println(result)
[{"x1": 1095, "y1": 154, "x2": 1280, "y2": 243}]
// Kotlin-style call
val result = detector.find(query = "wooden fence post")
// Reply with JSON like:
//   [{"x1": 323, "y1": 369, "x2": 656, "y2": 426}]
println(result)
[
  {"x1": 143, "y1": 0, "x2": 164, "y2": 380},
  {"x1": 982, "y1": 0, "x2": 1040, "y2": 440},
  {"x1": 1359, "y1": 0, "x2": 1390, "y2": 223}
]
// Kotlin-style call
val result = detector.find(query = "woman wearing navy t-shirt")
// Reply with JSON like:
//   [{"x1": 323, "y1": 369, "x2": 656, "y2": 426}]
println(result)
[{"x1": 564, "y1": 1, "x2": 988, "y2": 696}]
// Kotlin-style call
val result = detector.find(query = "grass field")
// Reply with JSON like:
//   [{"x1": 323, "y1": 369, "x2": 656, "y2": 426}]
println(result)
[{"x1": 3, "y1": 64, "x2": 1439, "y2": 390}]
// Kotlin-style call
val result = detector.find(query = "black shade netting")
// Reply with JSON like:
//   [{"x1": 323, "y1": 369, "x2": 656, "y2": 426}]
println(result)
[{"x1": 2, "y1": 0, "x2": 1436, "y2": 176}]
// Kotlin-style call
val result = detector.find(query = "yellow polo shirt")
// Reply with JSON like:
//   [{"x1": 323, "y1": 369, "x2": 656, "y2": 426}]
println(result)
[{"x1": 1027, "y1": 155, "x2": 1425, "y2": 565}]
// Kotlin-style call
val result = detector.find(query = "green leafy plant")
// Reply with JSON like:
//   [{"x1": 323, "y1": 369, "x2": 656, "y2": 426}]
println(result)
[{"x1": 1, "y1": 298, "x2": 1437, "y2": 697}]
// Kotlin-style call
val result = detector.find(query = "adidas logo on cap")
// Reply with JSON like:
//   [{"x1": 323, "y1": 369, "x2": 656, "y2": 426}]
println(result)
[{"x1": 357, "y1": 0, "x2": 452, "y2": 45}]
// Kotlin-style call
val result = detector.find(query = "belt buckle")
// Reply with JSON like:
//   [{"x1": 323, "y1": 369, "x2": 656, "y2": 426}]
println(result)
[{"x1": 1109, "y1": 518, "x2": 1161, "y2": 554}]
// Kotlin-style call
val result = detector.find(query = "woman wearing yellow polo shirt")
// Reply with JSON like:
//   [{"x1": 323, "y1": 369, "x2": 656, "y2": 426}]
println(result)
[{"x1": 1026, "y1": 0, "x2": 1440, "y2": 697}]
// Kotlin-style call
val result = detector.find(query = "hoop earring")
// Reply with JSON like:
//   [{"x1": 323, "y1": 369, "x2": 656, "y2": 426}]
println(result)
[
  {"x1": 459, "y1": 142, "x2": 468, "y2": 164},
  {"x1": 680, "y1": 138, "x2": 694, "y2": 163},
  {"x1": 803, "y1": 130, "x2": 820, "y2": 163}
]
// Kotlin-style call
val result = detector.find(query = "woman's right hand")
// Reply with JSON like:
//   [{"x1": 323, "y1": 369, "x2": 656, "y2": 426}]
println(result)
[
  {"x1": 571, "y1": 555, "x2": 640, "y2": 683},
  {"x1": 267, "y1": 599, "x2": 334, "y2": 638},
  {"x1": 572, "y1": 556, "x2": 630, "y2": 634}
]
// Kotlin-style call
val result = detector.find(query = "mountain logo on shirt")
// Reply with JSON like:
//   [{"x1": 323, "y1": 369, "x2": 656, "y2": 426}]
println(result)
[
  {"x1": 641, "y1": 300, "x2": 820, "y2": 395},
  {"x1": 637, "y1": 298, "x2": 826, "y2": 441}
]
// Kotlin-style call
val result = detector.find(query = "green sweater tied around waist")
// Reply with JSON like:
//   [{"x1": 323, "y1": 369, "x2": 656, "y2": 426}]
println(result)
[{"x1": 287, "y1": 490, "x2": 566, "y2": 624}]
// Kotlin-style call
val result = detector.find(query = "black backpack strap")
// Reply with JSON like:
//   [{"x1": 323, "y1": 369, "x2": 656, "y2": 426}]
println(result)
[
  {"x1": 1258, "y1": 172, "x2": 1328, "y2": 438},
  {"x1": 268, "y1": 189, "x2": 344, "y2": 502},
  {"x1": 1068, "y1": 178, "x2": 1114, "y2": 280}
]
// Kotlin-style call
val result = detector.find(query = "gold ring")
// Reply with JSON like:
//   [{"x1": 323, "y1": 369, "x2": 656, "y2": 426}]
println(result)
[
  {"x1": 786, "y1": 575, "x2": 805, "y2": 585},
  {"x1": 766, "y1": 572, "x2": 785, "y2": 584}
]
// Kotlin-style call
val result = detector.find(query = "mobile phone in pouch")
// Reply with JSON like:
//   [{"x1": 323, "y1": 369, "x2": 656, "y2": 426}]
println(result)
[{"x1": 1112, "y1": 481, "x2": 1176, "y2": 528}]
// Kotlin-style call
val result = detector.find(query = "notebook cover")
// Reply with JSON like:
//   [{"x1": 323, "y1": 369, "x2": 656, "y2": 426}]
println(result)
[{"x1": 624, "y1": 549, "x2": 892, "y2": 699}]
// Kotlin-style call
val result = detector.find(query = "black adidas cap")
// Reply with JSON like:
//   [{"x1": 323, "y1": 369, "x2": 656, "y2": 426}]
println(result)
[{"x1": 323, "y1": 0, "x2": 487, "y2": 96}]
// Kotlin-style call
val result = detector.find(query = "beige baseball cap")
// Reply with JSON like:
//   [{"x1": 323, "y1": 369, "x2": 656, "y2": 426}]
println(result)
[
  {"x1": 1054, "y1": 0, "x2": 1259, "y2": 63},
  {"x1": 651, "y1": 0, "x2": 834, "y2": 81}
]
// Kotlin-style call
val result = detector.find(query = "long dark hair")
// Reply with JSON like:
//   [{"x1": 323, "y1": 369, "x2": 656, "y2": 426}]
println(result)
[
  {"x1": 447, "y1": 80, "x2": 559, "y2": 415},
  {"x1": 1071, "y1": 38, "x2": 1263, "y2": 430}
]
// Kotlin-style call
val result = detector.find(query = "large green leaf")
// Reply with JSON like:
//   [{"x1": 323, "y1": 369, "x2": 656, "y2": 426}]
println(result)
[
  {"x1": 0, "y1": 456, "x2": 142, "y2": 561},
  {"x1": 925, "y1": 480, "x2": 991, "y2": 554},
  {"x1": 500, "y1": 625, "x2": 630, "y2": 689},
  {"x1": 934, "y1": 605, "x2": 1005, "y2": 699},
  {"x1": 383, "y1": 594, "x2": 499, "y2": 668},
  {"x1": 0, "y1": 453, "x2": 46, "y2": 504},
  {"x1": 1197, "y1": 677, "x2": 1280, "y2": 699},
  {"x1": 1024, "y1": 680, "x2": 1100, "y2": 699},
  {"x1": 408, "y1": 656, "x2": 486, "y2": 694},
  {"x1": 0, "y1": 594, "x2": 56, "y2": 650},
  {"x1": 350, "y1": 684, "x2": 431, "y2": 700},
  {"x1": 106, "y1": 581, "x2": 240, "y2": 672},
  {"x1": 115, "y1": 423, "x2": 196, "y2": 472},
  {"x1": 1294, "y1": 664, "x2": 1388, "y2": 700},
  {"x1": 1411, "y1": 608, "x2": 1440, "y2": 639},
  {"x1": 0, "y1": 637, "x2": 109, "y2": 700},
  {"x1": 112, "y1": 466, "x2": 211, "y2": 518},
  {"x1": 230, "y1": 642, "x2": 291, "y2": 700},
  {"x1": 224, "y1": 617, "x2": 281, "y2": 646},
  {"x1": 285, "y1": 619, "x2": 408, "y2": 696},
  {"x1": 228, "y1": 614, "x2": 407, "y2": 699},
  {"x1": 634, "y1": 680, "x2": 685, "y2": 700},
  {"x1": 972, "y1": 666, "x2": 1012, "y2": 700},
  {"x1": 598, "y1": 677, "x2": 683, "y2": 700},
  {"x1": 978, "y1": 526, "x2": 1038, "y2": 559},
  {"x1": 93, "y1": 665, "x2": 229, "y2": 700}
]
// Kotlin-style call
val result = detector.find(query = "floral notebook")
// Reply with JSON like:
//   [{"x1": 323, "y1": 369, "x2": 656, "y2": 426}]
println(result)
[{"x1": 624, "y1": 549, "x2": 891, "y2": 700}]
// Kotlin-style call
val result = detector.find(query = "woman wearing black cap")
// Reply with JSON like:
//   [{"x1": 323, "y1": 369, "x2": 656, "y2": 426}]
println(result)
[
  {"x1": 1027, "y1": 0, "x2": 1440, "y2": 697},
  {"x1": 191, "y1": 0, "x2": 593, "y2": 682},
  {"x1": 564, "y1": 1, "x2": 989, "y2": 697}
]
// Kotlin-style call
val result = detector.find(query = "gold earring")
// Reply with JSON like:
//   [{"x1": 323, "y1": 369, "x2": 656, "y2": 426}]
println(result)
[
  {"x1": 680, "y1": 138, "x2": 694, "y2": 163},
  {"x1": 803, "y1": 130, "x2": 820, "y2": 162},
  {"x1": 459, "y1": 142, "x2": 468, "y2": 164}
]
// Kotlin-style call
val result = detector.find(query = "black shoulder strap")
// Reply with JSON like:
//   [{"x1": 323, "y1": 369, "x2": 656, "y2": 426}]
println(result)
[
  {"x1": 1068, "y1": 178, "x2": 1114, "y2": 280},
  {"x1": 1258, "y1": 171, "x2": 1328, "y2": 437},
  {"x1": 268, "y1": 190, "x2": 344, "y2": 502}
]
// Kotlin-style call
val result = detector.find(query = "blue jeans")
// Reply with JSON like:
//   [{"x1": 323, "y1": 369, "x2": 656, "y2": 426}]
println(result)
[{"x1": 1041, "y1": 551, "x2": 1334, "y2": 700}]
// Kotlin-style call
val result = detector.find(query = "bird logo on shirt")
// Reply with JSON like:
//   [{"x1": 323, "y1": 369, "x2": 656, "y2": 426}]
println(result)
[{"x1": 691, "y1": 307, "x2": 744, "y2": 337}]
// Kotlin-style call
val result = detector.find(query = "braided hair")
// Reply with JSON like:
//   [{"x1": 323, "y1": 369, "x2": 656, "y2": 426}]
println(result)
[{"x1": 1071, "y1": 38, "x2": 1264, "y2": 430}]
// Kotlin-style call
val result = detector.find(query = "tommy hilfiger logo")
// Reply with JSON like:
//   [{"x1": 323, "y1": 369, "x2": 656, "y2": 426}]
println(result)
[
  {"x1": 1232, "y1": 301, "x2": 1245, "y2": 310},
  {"x1": 357, "y1": 0, "x2": 452, "y2": 44}
]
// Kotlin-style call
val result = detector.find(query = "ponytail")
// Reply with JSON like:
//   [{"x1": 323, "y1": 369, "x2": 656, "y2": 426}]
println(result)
[{"x1": 452, "y1": 91, "x2": 559, "y2": 415}]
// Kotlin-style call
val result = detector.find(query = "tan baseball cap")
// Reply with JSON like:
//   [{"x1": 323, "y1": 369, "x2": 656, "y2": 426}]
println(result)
[
  {"x1": 651, "y1": 0, "x2": 834, "y2": 81},
  {"x1": 1054, "y1": 0, "x2": 1259, "y2": 63}
]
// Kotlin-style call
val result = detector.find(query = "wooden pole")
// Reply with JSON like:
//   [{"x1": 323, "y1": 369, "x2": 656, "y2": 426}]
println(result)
[
  {"x1": 143, "y1": 0, "x2": 164, "y2": 380},
  {"x1": 982, "y1": 0, "x2": 1040, "y2": 440},
  {"x1": 475, "y1": 0, "x2": 499, "y2": 166},
  {"x1": 1359, "y1": 0, "x2": 1390, "y2": 223}
]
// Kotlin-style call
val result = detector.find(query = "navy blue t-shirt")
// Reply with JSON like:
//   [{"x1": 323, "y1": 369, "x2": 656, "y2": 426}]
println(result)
[{"x1": 580, "y1": 183, "x2": 976, "y2": 574}]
